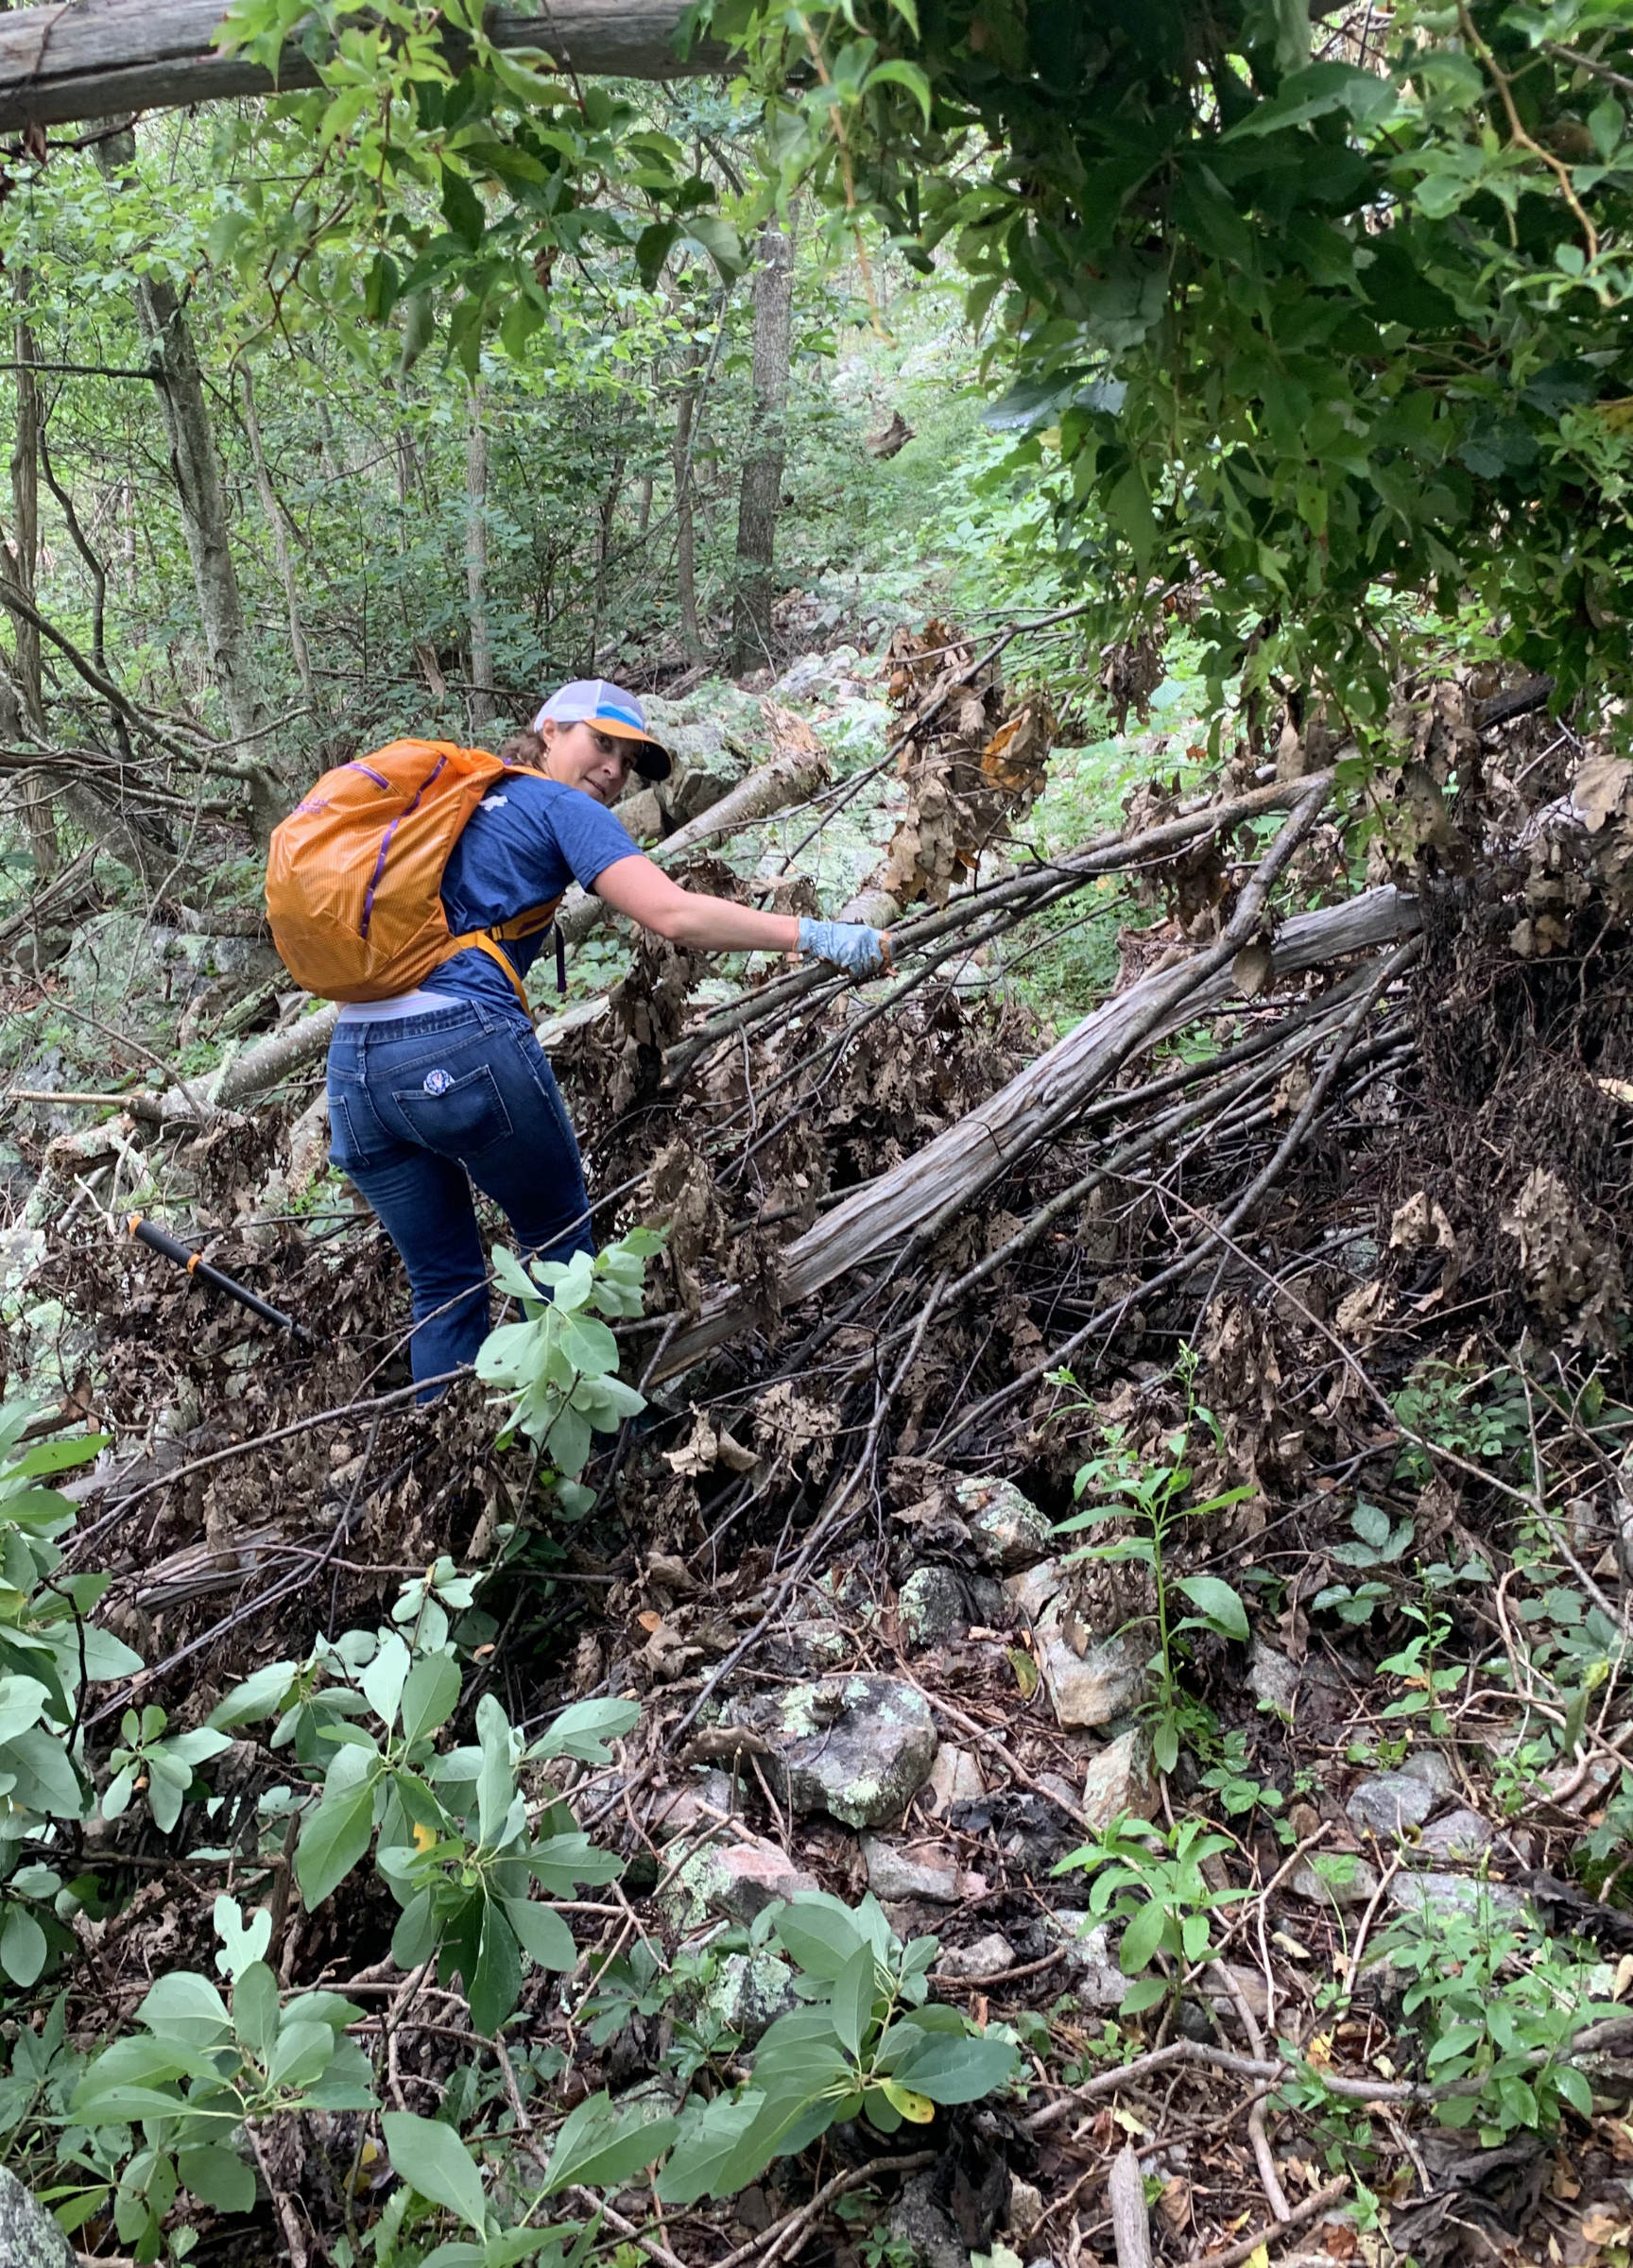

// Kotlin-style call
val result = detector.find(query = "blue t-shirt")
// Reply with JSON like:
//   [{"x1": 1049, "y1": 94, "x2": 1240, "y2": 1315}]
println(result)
[{"x1": 435, "y1": 775, "x2": 640, "y2": 1012}]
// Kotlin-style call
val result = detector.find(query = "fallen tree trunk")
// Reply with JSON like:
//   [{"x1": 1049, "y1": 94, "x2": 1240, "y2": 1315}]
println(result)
[
  {"x1": 0, "y1": 1, "x2": 716, "y2": 134},
  {"x1": 650, "y1": 882, "x2": 1421, "y2": 1382}
]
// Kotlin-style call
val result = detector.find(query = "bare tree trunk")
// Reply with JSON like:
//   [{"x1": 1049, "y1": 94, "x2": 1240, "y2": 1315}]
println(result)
[
  {"x1": 3, "y1": 291, "x2": 60, "y2": 875},
  {"x1": 731, "y1": 215, "x2": 794, "y2": 675},
  {"x1": 240, "y1": 360, "x2": 315, "y2": 711},
  {"x1": 96, "y1": 126, "x2": 280, "y2": 842},
  {"x1": 673, "y1": 330, "x2": 703, "y2": 658},
  {"x1": 587, "y1": 447, "x2": 624, "y2": 670},
  {"x1": 465, "y1": 384, "x2": 494, "y2": 729},
  {"x1": 635, "y1": 473, "x2": 653, "y2": 535}
]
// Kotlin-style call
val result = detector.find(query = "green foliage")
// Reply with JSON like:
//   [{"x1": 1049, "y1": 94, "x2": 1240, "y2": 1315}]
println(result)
[
  {"x1": 475, "y1": 1231, "x2": 665, "y2": 1493},
  {"x1": 1391, "y1": 1359, "x2": 1531, "y2": 1485},
  {"x1": 1199, "y1": 1730, "x2": 1286, "y2": 1830},
  {"x1": 1053, "y1": 1815, "x2": 1249, "y2": 2015},
  {"x1": 101, "y1": 1707, "x2": 232, "y2": 1837},
  {"x1": 709, "y1": 0, "x2": 1633, "y2": 718},
  {"x1": 1312, "y1": 1501, "x2": 1417, "y2": 1627},
  {"x1": 210, "y1": 1567, "x2": 636, "y2": 2036},
  {"x1": 1377, "y1": 1601, "x2": 1464, "y2": 1738},
  {"x1": 70, "y1": 1903, "x2": 376, "y2": 2256},
  {"x1": 657, "y1": 1894, "x2": 1020, "y2": 2203},
  {"x1": 1051, "y1": 1356, "x2": 1251, "y2": 1774},
  {"x1": 1375, "y1": 1894, "x2": 1614, "y2": 2143}
]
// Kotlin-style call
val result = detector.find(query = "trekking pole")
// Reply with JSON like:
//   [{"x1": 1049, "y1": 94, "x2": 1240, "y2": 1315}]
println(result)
[{"x1": 127, "y1": 1213, "x2": 308, "y2": 1341}]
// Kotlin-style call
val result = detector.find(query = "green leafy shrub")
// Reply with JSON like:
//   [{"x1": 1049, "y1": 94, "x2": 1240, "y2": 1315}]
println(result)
[
  {"x1": 1053, "y1": 1816, "x2": 1249, "y2": 2015},
  {"x1": 475, "y1": 1230, "x2": 664, "y2": 1509},
  {"x1": 657, "y1": 1893, "x2": 1020, "y2": 2204},
  {"x1": 1051, "y1": 1360, "x2": 1251, "y2": 1772},
  {"x1": 1376, "y1": 1893, "x2": 1614, "y2": 2144},
  {"x1": 210, "y1": 1567, "x2": 635, "y2": 2035}
]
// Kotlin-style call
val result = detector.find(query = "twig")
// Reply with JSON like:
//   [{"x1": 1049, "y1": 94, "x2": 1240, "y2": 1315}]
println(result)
[
  {"x1": 1200, "y1": 2176, "x2": 1350, "y2": 2268},
  {"x1": 710, "y1": 2151, "x2": 938, "y2": 2268}
]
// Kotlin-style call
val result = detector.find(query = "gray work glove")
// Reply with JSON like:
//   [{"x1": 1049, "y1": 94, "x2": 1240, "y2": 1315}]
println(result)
[{"x1": 798, "y1": 917, "x2": 891, "y2": 978}]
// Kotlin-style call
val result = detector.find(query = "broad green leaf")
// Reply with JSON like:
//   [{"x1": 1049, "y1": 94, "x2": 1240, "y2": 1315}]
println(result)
[
  {"x1": 209, "y1": 1659, "x2": 299, "y2": 1728},
  {"x1": 1118, "y1": 1897, "x2": 1170, "y2": 1976},
  {"x1": 0, "y1": 1904, "x2": 46, "y2": 1985},
  {"x1": 656, "y1": 2094, "x2": 765, "y2": 2207},
  {"x1": 297, "y1": 1750, "x2": 381, "y2": 1906},
  {"x1": 214, "y1": 1896, "x2": 272, "y2": 1982},
  {"x1": 383, "y1": 2111, "x2": 488, "y2": 2236},
  {"x1": 139, "y1": 1970, "x2": 232, "y2": 2048},
  {"x1": 232, "y1": 1960, "x2": 282, "y2": 2059},
  {"x1": 1174, "y1": 1575, "x2": 1249, "y2": 1642},
  {"x1": 178, "y1": 2144, "x2": 256, "y2": 2214},
  {"x1": 469, "y1": 1901, "x2": 524, "y2": 2038},
  {"x1": 530, "y1": 1695, "x2": 640, "y2": 1764},
  {"x1": 401, "y1": 1652, "x2": 463, "y2": 1747},
  {"x1": 474, "y1": 1693, "x2": 518, "y2": 1847},
  {"x1": 831, "y1": 1941, "x2": 875, "y2": 2059},
  {"x1": 887, "y1": 2030, "x2": 1018, "y2": 2104},
  {"x1": 506, "y1": 1897, "x2": 577, "y2": 1972},
  {"x1": 773, "y1": 1893, "x2": 868, "y2": 1980},
  {"x1": 541, "y1": 2089, "x2": 678, "y2": 2196}
]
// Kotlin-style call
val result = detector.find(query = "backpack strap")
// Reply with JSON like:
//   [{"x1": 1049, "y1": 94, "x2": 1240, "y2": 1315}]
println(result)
[{"x1": 441, "y1": 896, "x2": 565, "y2": 1013}]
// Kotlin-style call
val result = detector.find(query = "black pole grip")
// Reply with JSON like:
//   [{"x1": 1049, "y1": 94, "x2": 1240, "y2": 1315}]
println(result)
[{"x1": 128, "y1": 1214, "x2": 305, "y2": 1338}]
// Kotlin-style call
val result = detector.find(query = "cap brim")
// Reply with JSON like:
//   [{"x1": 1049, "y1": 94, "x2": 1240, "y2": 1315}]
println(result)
[{"x1": 593, "y1": 716, "x2": 671, "y2": 782}]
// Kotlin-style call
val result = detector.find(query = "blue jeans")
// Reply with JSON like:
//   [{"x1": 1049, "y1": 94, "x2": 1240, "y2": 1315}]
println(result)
[{"x1": 326, "y1": 999, "x2": 593, "y2": 1393}]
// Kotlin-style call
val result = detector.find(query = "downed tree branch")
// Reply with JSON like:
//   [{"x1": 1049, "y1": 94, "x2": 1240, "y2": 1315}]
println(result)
[
  {"x1": 0, "y1": 0, "x2": 724, "y2": 134},
  {"x1": 1109, "y1": 2141, "x2": 1154, "y2": 2268},
  {"x1": 652, "y1": 858, "x2": 1418, "y2": 1383}
]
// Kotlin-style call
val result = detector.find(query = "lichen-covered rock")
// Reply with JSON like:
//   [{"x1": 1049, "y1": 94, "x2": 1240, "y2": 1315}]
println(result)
[
  {"x1": 937, "y1": 1932, "x2": 1014, "y2": 1981},
  {"x1": 1386, "y1": 1871, "x2": 1528, "y2": 1924},
  {"x1": 694, "y1": 1948, "x2": 798, "y2": 2043},
  {"x1": 898, "y1": 1566, "x2": 969, "y2": 1648},
  {"x1": 662, "y1": 1835, "x2": 818, "y2": 1929},
  {"x1": 954, "y1": 1474, "x2": 1055, "y2": 1572},
  {"x1": 1003, "y1": 1557, "x2": 1066, "y2": 1622},
  {"x1": 0, "y1": 2168, "x2": 74, "y2": 2268},
  {"x1": 1248, "y1": 1636, "x2": 1300, "y2": 1716},
  {"x1": 756, "y1": 1675, "x2": 937, "y2": 1828}
]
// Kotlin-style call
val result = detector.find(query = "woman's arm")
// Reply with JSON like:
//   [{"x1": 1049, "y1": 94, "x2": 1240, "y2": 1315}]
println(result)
[{"x1": 593, "y1": 854, "x2": 800, "y2": 954}]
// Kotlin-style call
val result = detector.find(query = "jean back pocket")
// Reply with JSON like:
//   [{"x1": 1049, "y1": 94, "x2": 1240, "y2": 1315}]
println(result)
[{"x1": 389, "y1": 1062, "x2": 514, "y2": 1156}]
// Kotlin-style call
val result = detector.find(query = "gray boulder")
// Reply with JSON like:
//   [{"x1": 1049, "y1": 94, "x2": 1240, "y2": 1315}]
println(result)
[
  {"x1": 1387, "y1": 1871, "x2": 1529, "y2": 1924},
  {"x1": 0, "y1": 2167, "x2": 74, "y2": 2268},
  {"x1": 1290, "y1": 1851, "x2": 1382, "y2": 1907},
  {"x1": 662, "y1": 1835, "x2": 818, "y2": 1930},
  {"x1": 756, "y1": 1675, "x2": 937, "y2": 1828},
  {"x1": 1347, "y1": 1770, "x2": 1437, "y2": 1838},
  {"x1": 1037, "y1": 1618, "x2": 1148, "y2": 1729},
  {"x1": 1416, "y1": 1808, "x2": 1495, "y2": 1863}
]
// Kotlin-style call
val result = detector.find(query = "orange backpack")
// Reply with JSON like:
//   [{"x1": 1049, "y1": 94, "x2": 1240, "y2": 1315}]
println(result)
[{"x1": 265, "y1": 740, "x2": 560, "y2": 1011}]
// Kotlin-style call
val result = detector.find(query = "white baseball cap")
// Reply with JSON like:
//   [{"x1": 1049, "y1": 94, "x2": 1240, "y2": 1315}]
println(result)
[{"x1": 532, "y1": 679, "x2": 670, "y2": 781}]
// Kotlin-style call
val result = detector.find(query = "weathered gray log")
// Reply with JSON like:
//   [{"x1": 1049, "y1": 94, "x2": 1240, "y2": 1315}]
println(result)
[
  {"x1": 1109, "y1": 2144, "x2": 1154, "y2": 2268},
  {"x1": 650, "y1": 883, "x2": 1422, "y2": 1382},
  {"x1": 0, "y1": 2, "x2": 713, "y2": 134}
]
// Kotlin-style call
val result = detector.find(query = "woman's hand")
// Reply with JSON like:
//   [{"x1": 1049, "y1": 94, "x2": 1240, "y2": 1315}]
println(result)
[{"x1": 798, "y1": 918, "x2": 891, "y2": 978}]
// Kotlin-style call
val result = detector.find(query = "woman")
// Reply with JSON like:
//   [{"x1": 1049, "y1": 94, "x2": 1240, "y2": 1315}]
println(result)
[{"x1": 325, "y1": 679, "x2": 887, "y2": 1391}]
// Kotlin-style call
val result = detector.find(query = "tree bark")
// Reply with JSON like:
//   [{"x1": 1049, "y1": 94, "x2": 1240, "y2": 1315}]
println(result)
[
  {"x1": 240, "y1": 360, "x2": 315, "y2": 712},
  {"x1": 465, "y1": 385, "x2": 494, "y2": 730},
  {"x1": 0, "y1": 2, "x2": 723, "y2": 133},
  {"x1": 3, "y1": 290, "x2": 60, "y2": 876},
  {"x1": 673, "y1": 329, "x2": 704, "y2": 658},
  {"x1": 731, "y1": 215, "x2": 794, "y2": 674},
  {"x1": 97, "y1": 127, "x2": 279, "y2": 842}
]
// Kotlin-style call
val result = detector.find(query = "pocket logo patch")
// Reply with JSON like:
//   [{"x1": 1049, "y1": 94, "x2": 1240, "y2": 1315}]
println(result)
[{"x1": 421, "y1": 1068, "x2": 455, "y2": 1095}]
